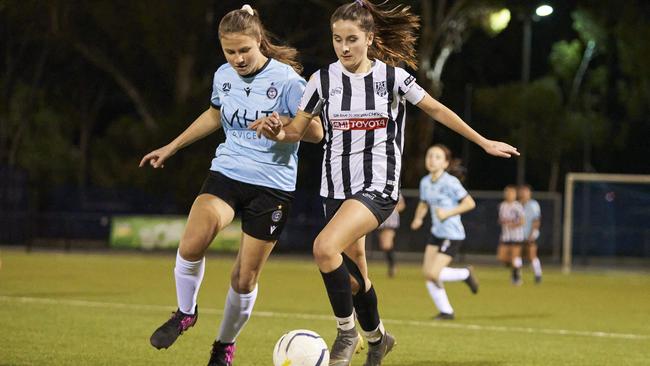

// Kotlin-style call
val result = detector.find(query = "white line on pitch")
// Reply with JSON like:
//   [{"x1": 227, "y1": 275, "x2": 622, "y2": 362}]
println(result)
[{"x1": 0, "y1": 295, "x2": 647, "y2": 341}]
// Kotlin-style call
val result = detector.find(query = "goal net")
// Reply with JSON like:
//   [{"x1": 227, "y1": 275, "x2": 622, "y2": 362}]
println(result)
[{"x1": 562, "y1": 173, "x2": 650, "y2": 272}]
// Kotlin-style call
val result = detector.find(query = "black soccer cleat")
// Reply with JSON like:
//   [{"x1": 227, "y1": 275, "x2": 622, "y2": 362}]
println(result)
[
  {"x1": 433, "y1": 312, "x2": 455, "y2": 321},
  {"x1": 464, "y1": 266, "x2": 479, "y2": 294},
  {"x1": 150, "y1": 306, "x2": 198, "y2": 349},
  {"x1": 535, "y1": 275, "x2": 542, "y2": 284},
  {"x1": 208, "y1": 341, "x2": 236, "y2": 366}
]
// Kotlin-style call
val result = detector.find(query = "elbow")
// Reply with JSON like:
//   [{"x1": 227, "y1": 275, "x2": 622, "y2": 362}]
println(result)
[{"x1": 465, "y1": 196, "x2": 476, "y2": 210}]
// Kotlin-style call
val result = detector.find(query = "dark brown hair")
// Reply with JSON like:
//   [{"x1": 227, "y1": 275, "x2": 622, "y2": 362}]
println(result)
[
  {"x1": 218, "y1": 6, "x2": 303, "y2": 74},
  {"x1": 432, "y1": 144, "x2": 466, "y2": 181},
  {"x1": 331, "y1": 0, "x2": 420, "y2": 69}
]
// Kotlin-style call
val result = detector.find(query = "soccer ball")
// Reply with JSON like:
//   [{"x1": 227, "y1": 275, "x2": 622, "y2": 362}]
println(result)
[{"x1": 272, "y1": 329, "x2": 330, "y2": 366}]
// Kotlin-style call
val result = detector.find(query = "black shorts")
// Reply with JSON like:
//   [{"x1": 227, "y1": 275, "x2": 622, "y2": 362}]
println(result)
[
  {"x1": 199, "y1": 171, "x2": 293, "y2": 241},
  {"x1": 427, "y1": 235, "x2": 463, "y2": 258},
  {"x1": 323, "y1": 190, "x2": 397, "y2": 226}
]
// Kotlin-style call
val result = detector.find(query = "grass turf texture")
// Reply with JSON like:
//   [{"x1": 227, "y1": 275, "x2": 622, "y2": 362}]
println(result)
[{"x1": 0, "y1": 250, "x2": 648, "y2": 365}]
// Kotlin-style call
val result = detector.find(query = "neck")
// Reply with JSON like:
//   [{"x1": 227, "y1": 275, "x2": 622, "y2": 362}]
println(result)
[
  {"x1": 430, "y1": 170, "x2": 444, "y2": 181},
  {"x1": 253, "y1": 55, "x2": 269, "y2": 72},
  {"x1": 344, "y1": 57, "x2": 372, "y2": 74}
]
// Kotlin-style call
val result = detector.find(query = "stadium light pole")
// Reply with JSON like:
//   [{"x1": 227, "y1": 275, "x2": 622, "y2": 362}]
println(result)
[{"x1": 517, "y1": 4, "x2": 553, "y2": 185}]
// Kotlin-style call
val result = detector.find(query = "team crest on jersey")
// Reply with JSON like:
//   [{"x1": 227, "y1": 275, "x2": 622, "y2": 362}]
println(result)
[
  {"x1": 271, "y1": 209, "x2": 283, "y2": 223},
  {"x1": 266, "y1": 86, "x2": 278, "y2": 99},
  {"x1": 330, "y1": 86, "x2": 342, "y2": 97},
  {"x1": 222, "y1": 82, "x2": 231, "y2": 93},
  {"x1": 374, "y1": 81, "x2": 387, "y2": 97}
]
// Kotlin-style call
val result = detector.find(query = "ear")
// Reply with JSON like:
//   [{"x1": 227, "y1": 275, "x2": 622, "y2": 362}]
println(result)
[{"x1": 367, "y1": 31, "x2": 374, "y2": 46}]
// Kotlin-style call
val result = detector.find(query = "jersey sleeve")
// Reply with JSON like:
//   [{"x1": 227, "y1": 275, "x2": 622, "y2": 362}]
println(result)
[
  {"x1": 396, "y1": 67, "x2": 425, "y2": 105},
  {"x1": 210, "y1": 71, "x2": 221, "y2": 108},
  {"x1": 280, "y1": 73, "x2": 307, "y2": 117},
  {"x1": 298, "y1": 71, "x2": 322, "y2": 112},
  {"x1": 419, "y1": 178, "x2": 427, "y2": 201},
  {"x1": 449, "y1": 176, "x2": 469, "y2": 202},
  {"x1": 532, "y1": 201, "x2": 542, "y2": 219}
]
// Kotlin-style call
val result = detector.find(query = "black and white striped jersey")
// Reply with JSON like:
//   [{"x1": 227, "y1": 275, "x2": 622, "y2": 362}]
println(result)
[{"x1": 299, "y1": 60, "x2": 426, "y2": 201}]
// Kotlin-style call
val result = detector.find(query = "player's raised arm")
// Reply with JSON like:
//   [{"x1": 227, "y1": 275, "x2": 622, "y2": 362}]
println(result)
[
  {"x1": 414, "y1": 94, "x2": 519, "y2": 158},
  {"x1": 139, "y1": 107, "x2": 221, "y2": 169}
]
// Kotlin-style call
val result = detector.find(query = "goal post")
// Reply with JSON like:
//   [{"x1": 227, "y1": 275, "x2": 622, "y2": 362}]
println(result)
[{"x1": 562, "y1": 173, "x2": 650, "y2": 273}]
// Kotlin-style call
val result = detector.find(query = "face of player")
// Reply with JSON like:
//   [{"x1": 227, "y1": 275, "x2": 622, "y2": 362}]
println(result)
[
  {"x1": 331, "y1": 20, "x2": 373, "y2": 72},
  {"x1": 425, "y1": 147, "x2": 449, "y2": 175},
  {"x1": 518, "y1": 187, "x2": 531, "y2": 201},
  {"x1": 504, "y1": 187, "x2": 517, "y2": 202},
  {"x1": 220, "y1": 32, "x2": 267, "y2": 76}
]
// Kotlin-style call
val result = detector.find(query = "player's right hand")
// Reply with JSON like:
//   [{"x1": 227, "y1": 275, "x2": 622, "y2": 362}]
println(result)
[
  {"x1": 411, "y1": 218, "x2": 423, "y2": 230},
  {"x1": 139, "y1": 145, "x2": 175, "y2": 169}
]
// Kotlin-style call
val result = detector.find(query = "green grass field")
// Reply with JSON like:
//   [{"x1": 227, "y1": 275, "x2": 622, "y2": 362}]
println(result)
[{"x1": 1, "y1": 249, "x2": 649, "y2": 365}]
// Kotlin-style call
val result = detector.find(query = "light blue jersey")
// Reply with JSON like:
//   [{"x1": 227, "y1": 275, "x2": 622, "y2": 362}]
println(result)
[
  {"x1": 210, "y1": 59, "x2": 306, "y2": 191},
  {"x1": 419, "y1": 172, "x2": 468, "y2": 240},
  {"x1": 522, "y1": 199, "x2": 541, "y2": 238}
]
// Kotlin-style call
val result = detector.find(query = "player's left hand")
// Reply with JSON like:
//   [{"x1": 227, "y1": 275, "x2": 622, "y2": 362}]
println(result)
[
  {"x1": 250, "y1": 112, "x2": 283, "y2": 139},
  {"x1": 482, "y1": 140, "x2": 519, "y2": 158}
]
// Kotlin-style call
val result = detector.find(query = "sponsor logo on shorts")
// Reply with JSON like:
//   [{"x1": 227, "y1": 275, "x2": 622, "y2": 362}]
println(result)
[
  {"x1": 271, "y1": 209, "x2": 283, "y2": 223},
  {"x1": 270, "y1": 225, "x2": 277, "y2": 234},
  {"x1": 361, "y1": 192, "x2": 377, "y2": 201},
  {"x1": 331, "y1": 118, "x2": 388, "y2": 131}
]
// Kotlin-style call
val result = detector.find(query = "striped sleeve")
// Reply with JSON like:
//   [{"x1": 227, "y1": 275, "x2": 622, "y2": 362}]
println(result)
[
  {"x1": 298, "y1": 71, "x2": 321, "y2": 112},
  {"x1": 210, "y1": 71, "x2": 221, "y2": 108},
  {"x1": 395, "y1": 67, "x2": 425, "y2": 105}
]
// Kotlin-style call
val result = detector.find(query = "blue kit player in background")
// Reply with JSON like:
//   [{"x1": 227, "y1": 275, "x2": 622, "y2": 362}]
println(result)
[
  {"x1": 519, "y1": 184, "x2": 543, "y2": 283},
  {"x1": 411, "y1": 144, "x2": 479, "y2": 320},
  {"x1": 139, "y1": 5, "x2": 322, "y2": 366}
]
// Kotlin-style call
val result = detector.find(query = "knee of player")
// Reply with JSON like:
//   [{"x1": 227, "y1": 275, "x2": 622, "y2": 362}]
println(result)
[
  {"x1": 312, "y1": 236, "x2": 336, "y2": 262},
  {"x1": 178, "y1": 242, "x2": 207, "y2": 261},
  {"x1": 423, "y1": 268, "x2": 441, "y2": 283},
  {"x1": 231, "y1": 272, "x2": 258, "y2": 293}
]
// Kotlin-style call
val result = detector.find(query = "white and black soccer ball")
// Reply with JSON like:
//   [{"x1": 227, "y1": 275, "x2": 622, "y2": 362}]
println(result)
[{"x1": 272, "y1": 329, "x2": 329, "y2": 366}]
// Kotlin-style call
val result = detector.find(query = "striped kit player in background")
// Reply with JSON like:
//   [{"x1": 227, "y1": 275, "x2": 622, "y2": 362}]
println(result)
[{"x1": 497, "y1": 185, "x2": 526, "y2": 285}]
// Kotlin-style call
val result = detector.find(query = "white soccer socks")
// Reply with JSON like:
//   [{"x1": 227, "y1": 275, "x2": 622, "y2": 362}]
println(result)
[
  {"x1": 426, "y1": 281, "x2": 454, "y2": 315},
  {"x1": 439, "y1": 267, "x2": 470, "y2": 282},
  {"x1": 174, "y1": 252, "x2": 205, "y2": 315},
  {"x1": 531, "y1": 258, "x2": 543, "y2": 277},
  {"x1": 217, "y1": 285, "x2": 259, "y2": 343}
]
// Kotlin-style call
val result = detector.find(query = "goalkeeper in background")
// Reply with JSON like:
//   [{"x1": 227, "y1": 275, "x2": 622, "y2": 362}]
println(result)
[{"x1": 519, "y1": 185, "x2": 543, "y2": 283}]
